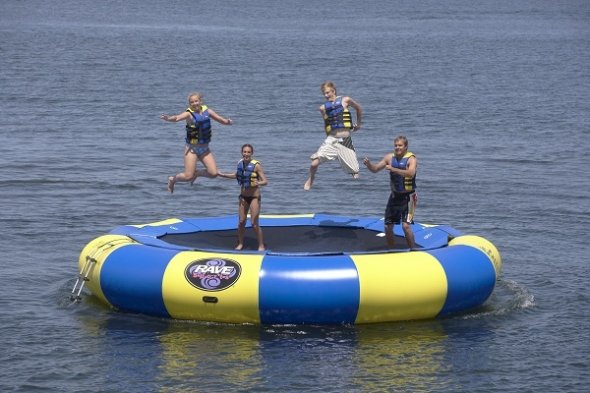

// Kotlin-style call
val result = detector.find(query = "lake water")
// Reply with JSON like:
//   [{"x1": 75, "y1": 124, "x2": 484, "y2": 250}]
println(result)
[{"x1": 1, "y1": 0, "x2": 589, "y2": 391}]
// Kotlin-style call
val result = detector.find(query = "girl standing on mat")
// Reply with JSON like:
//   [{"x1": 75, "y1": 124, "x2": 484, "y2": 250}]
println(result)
[
  {"x1": 218, "y1": 144, "x2": 268, "y2": 251},
  {"x1": 160, "y1": 92, "x2": 233, "y2": 193}
]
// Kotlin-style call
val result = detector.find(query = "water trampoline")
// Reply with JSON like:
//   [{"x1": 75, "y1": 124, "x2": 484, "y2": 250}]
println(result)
[{"x1": 74, "y1": 213, "x2": 502, "y2": 325}]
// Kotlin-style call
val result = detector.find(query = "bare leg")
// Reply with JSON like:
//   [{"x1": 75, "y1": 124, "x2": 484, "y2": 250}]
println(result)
[
  {"x1": 249, "y1": 198, "x2": 265, "y2": 251},
  {"x1": 198, "y1": 151, "x2": 218, "y2": 179},
  {"x1": 385, "y1": 223, "x2": 395, "y2": 249},
  {"x1": 402, "y1": 222, "x2": 416, "y2": 249},
  {"x1": 304, "y1": 158, "x2": 320, "y2": 190},
  {"x1": 168, "y1": 147, "x2": 198, "y2": 193},
  {"x1": 235, "y1": 198, "x2": 248, "y2": 250}
]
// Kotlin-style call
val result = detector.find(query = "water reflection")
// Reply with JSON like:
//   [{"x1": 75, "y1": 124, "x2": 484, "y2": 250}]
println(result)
[
  {"x1": 71, "y1": 278, "x2": 527, "y2": 392},
  {"x1": 156, "y1": 322, "x2": 264, "y2": 392},
  {"x1": 352, "y1": 322, "x2": 452, "y2": 392},
  {"x1": 78, "y1": 310, "x2": 457, "y2": 391}
]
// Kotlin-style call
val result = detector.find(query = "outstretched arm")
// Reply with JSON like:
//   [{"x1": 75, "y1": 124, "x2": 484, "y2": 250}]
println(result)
[
  {"x1": 160, "y1": 111, "x2": 191, "y2": 123},
  {"x1": 208, "y1": 108, "x2": 233, "y2": 125},
  {"x1": 363, "y1": 154, "x2": 391, "y2": 173},
  {"x1": 218, "y1": 171, "x2": 237, "y2": 179}
]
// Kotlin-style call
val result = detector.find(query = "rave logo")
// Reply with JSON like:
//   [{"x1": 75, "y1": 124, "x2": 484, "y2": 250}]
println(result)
[{"x1": 185, "y1": 258, "x2": 241, "y2": 291}]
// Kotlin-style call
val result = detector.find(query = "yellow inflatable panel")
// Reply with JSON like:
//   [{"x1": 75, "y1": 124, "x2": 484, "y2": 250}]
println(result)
[
  {"x1": 352, "y1": 252, "x2": 448, "y2": 323},
  {"x1": 162, "y1": 251, "x2": 265, "y2": 324}
]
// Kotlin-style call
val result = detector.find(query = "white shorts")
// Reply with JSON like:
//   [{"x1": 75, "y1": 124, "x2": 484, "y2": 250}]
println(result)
[{"x1": 310, "y1": 136, "x2": 359, "y2": 175}]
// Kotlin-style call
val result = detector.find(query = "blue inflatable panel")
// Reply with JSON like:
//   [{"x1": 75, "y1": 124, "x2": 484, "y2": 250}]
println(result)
[
  {"x1": 434, "y1": 225, "x2": 463, "y2": 238},
  {"x1": 259, "y1": 254, "x2": 360, "y2": 324},
  {"x1": 431, "y1": 245, "x2": 497, "y2": 317},
  {"x1": 182, "y1": 215, "x2": 238, "y2": 231},
  {"x1": 364, "y1": 219, "x2": 386, "y2": 232},
  {"x1": 127, "y1": 234, "x2": 190, "y2": 251},
  {"x1": 109, "y1": 225, "x2": 143, "y2": 236},
  {"x1": 154, "y1": 220, "x2": 201, "y2": 234},
  {"x1": 100, "y1": 244, "x2": 175, "y2": 317},
  {"x1": 413, "y1": 227, "x2": 450, "y2": 250}
]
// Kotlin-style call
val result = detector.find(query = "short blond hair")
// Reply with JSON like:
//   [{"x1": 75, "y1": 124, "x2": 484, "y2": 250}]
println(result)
[{"x1": 320, "y1": 81, "x2": 337, "y2": 94}]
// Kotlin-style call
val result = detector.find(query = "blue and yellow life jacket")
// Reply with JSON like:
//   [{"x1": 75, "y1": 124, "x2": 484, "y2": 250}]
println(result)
[
  {"x1": 185, "y1": 106, "x2": 212, "y2": 144},
  {"x1": 323, "y1": 96, "x2": 353, "y2": 134},
  {"x1": 236, "y1": 159, "x2": 260, "y2": 188},
  {"x1": 390, "y1": 152, "x2": 416, "y2": 193}
]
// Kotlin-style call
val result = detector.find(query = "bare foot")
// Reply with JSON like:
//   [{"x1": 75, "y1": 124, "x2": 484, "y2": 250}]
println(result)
[
  {"x1": 304, "y1": 178, "x2": 313, "y2": 190},
  {"x1": 258, "y1": 245, "x2": 266, "y2": 251},
  {"x1": 234, "y1": 244, "x2": 244, "y2": 251},
  {"x1": 352, "y1": 173, "x2": 360, "y2": 179},
  {"x1": 167, "y1": 176, "x2": 175, "y2": 193}
]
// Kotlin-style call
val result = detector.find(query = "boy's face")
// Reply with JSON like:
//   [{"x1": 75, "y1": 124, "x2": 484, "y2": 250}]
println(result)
[
  {"x1": 394, "y1": 140, "x2": 407, "y2": 156},
  {"x1": 323, "y1": 87, "x2": 336, "y2": 101}
]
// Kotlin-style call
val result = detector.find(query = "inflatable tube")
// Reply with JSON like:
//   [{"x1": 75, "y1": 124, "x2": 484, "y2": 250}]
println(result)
[{"x1": 76, "y1": 214, "x2": 502, "y2": 324}]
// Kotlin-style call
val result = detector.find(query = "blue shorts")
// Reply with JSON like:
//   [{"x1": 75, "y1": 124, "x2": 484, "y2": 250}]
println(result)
[
  {"x1": 384, "y1": 192, "x2": 417, "y2": 225},
  {"x1": 186, "y1": 143, "x2": 210, "y2": 157}
]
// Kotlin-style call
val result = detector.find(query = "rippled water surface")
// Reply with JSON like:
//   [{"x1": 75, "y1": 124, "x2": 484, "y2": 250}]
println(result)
[{"x1": 1, "y1": 0, "x2": 589, "y2": 391}]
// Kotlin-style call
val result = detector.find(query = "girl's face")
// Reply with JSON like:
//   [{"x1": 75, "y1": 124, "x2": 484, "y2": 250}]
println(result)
[
  {"x1": 188, "y1": 95, "x2": 201, "y2": 110},
  {"x1": 241, "y1": 147, "x2": 253, "y2": 161}
]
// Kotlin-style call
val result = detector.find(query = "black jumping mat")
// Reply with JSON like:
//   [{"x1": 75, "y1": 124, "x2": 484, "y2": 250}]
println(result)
[{"x1": 160, "y1": 225, "x2": 412, "y2": 253}]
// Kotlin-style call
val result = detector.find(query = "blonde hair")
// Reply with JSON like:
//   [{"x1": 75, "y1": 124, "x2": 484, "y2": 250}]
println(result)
[
  {"x1": 187, "y1": 92, "x2": 203, "y2": 103},
  {"x1": 320, "y1": 81, "x2": 337, "y2": 94}
]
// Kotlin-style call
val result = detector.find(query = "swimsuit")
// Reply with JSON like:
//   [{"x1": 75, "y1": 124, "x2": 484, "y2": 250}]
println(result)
[
  {"x1": 384, "y1": 191, "x2": 417, "y2": 225},
  {"x1": 239, "y1": 195, "x2": 261, "y2": 204},
  {"x1": 187, "y1": 144, "x2": 210, "y2": 157}
]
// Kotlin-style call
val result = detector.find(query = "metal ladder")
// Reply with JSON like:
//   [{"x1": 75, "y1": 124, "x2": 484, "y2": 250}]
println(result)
[
  {"x1": 71, "y1": 238, "x2": 129, "y2": 302},
  {"x1": 70, "y1": 255, "x2": 97, "y2": 302}
]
